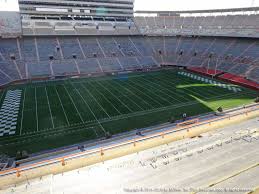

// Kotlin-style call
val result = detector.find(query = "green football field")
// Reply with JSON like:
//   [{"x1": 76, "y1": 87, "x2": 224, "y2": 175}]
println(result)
[{"x1": 0, "y1": 70, "x2": 257, "y2": 156}]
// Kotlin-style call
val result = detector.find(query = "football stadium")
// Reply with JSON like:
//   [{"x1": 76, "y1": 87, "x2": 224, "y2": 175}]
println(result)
[{"x1": 0, "y1": 0, "x2": 259, "y2": 193}]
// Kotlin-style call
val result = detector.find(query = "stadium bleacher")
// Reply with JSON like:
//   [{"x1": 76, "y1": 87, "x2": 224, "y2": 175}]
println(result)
[
  {"x1": 134, "y1": 14, "x2": 259, "y2": 37},
  {"x1": 0, "y1": 13, "x2": 259, "y2": 87}
]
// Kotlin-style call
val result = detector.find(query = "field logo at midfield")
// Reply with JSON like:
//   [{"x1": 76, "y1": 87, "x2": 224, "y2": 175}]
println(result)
[
  {"x1": 178, "y1": 72, "x2": 242, "y2": 93},
  {"x1": 0, "y1": 90, "x2": 22, "y2": 137}
]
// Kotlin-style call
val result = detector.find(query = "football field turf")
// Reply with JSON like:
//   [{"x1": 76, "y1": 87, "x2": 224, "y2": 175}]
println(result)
[{"x1": 0, "y1": 70, "x2": 257, "y2": 156}]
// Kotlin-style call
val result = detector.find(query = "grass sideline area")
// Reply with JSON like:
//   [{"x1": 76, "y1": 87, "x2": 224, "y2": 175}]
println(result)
[{"x1": 0, "y1": 70, "x2": 257, "y2": 157}]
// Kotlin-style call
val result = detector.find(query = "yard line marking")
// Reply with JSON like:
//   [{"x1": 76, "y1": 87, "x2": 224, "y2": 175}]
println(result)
[
  {"x1": 45, "y1": 87, "x2": 55, "y2": 128},
  {"x1": 63, "y1": 85, "x2": 84, "y2": 123},
  {"x1": 137, "y1": 76, "x2": 185, "y2": 103},
  {"x1": 146, "y1": 75, "x2": 192, "y2": 102},
  {"x1": 73, "y1": 86, "x2": 98, "y2": 119},
  {"x1": 127, "y1": 80, "x2": 164, "y2": 107},
  {"x1": 105, "y1": 81, "x2": 145, "y2": 111},
  {"x1": 19, "y1": 88, "x2": 26, "y2": 135},
  {"x1": 131, "y1": 77, "x2": 174, "y2": 105},
  {"x1": 80, "y1": 83, "x2": 111, "y2": 118},
  {"x1": 113, "y1": 81, "x2": 154, "y2": 109},
  {"x1": 177, "y1": 73, "x2": 234, "y2": 96},
  {"x1": 87, "y1": 82, "x2": 123, "y2": 115},
  {"x1": 1, "y1": 90, "x2": 252, "y2": 146},
  {"x1": 162, "y1": 73, "x2": 222, "y2": 97},
  {"x1": 34, "y1": 88, "x2": 39, "y2": 132},
  {"x1": 55, "y1": 86, "x2": 70, "y2": 126},
  {"x1": 96, "y1": 81, "x2": 134, "y2": 113},
  {"x1": 71, "y1": 83, "x2": 106, "y2": 133},
  {"x1": 164, "y1": 73, "x2": 217, "y2": 98}
]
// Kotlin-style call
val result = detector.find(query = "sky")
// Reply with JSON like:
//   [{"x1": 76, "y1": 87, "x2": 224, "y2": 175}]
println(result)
[{"x1": 0, "y1": 0, "x2": 259, "y2": 11}]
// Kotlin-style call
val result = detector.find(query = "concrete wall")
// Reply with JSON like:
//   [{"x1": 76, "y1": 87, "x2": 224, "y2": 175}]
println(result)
[
  {"x1": 0, "y1": 107, "x2": 258, "y2": 189},
  {"x1": 0, "y1": 11, "x2": 22, "y2": 38}
]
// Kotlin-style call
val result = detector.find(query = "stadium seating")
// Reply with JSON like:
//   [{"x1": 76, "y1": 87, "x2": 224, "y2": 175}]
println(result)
[
  {"x1": 77, "y1": 58, "x2": 102, "y2": 74},
  {"x1": 134, "y1": 14, "x2": 259, "y2": 37},
  {"x1": 37, "y1": 37, "x2": 62, "y2": 61},
  {"x1": 0, "y1": 34, "x2": 258, "y2": 86}
]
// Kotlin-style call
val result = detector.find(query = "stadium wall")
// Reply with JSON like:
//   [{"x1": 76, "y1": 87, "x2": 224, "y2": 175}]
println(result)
[
  {"x1": 0, "y1": 105, "x2": 259, "y2": 189},
  {"x1": 0, "y1": 12, "x2": 22, "y2": 38}
]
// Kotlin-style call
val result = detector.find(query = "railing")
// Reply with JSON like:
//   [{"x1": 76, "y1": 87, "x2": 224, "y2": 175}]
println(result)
[{"x1": 0, "y1": 104, "x2": 258, "y2": 178}]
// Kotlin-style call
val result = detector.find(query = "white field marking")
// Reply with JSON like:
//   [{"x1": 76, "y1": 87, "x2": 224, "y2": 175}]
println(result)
[
  {"x1": 104, "y1": 81, "x2": 145, "y2": 111},
  {"x1": 113, "y1": 80, "x2": 155, "y2": 109},
  {"x1": 34, "y1": 87, "x2": 39, "y2": 132},
  {"x1": 20, "y1": 88, "x2": 26, "y2": 135},
  {"x1": 87, "y1": 81, "x2": 123, "y2": 115},
  {"x1": 95, "y1": 38, "x2": 107, "y2": 58},
  {"x1": 176, "y1": 74, "x2": 226, "y2": 96},
  {"x1": 152, "y1": 75, "x2": 195, "y2": 101},
  {"x1": 162, "y1": 73, "x2": 218, "y2": 98},
  {"x1": 71, "y1": 83, "x2": 106, "y2": 133},
  {"x1": 96, "y1": 81, "x2": 133, "y2": 113},
  {"x1": 45, "y1": 87, "x2": 55, "y2": 128},
  {"x1": 139, "y1": 76, "x2": 188, "y2": 103},
  {"x1": 2, "y1": 91, "x2": 250, "y2": 147},
  {"x1": 55, "y1": 87, "x2": 70, "y2": 126},
  {"x1": 63, "y1": 85, "x2": 84, "y2": 123},
  {"x1": 127, "y1": 80, "x2": 165, "y2": 107},
  {"x1": 136, "y1": 76, "x2": 183, "y2": 103},
  {"x1": 178, "y1": 72, "x2": 241, "y2": 93},
  {"x1": 79, "y1": 83, "x2": 111, "y2": 118}
]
